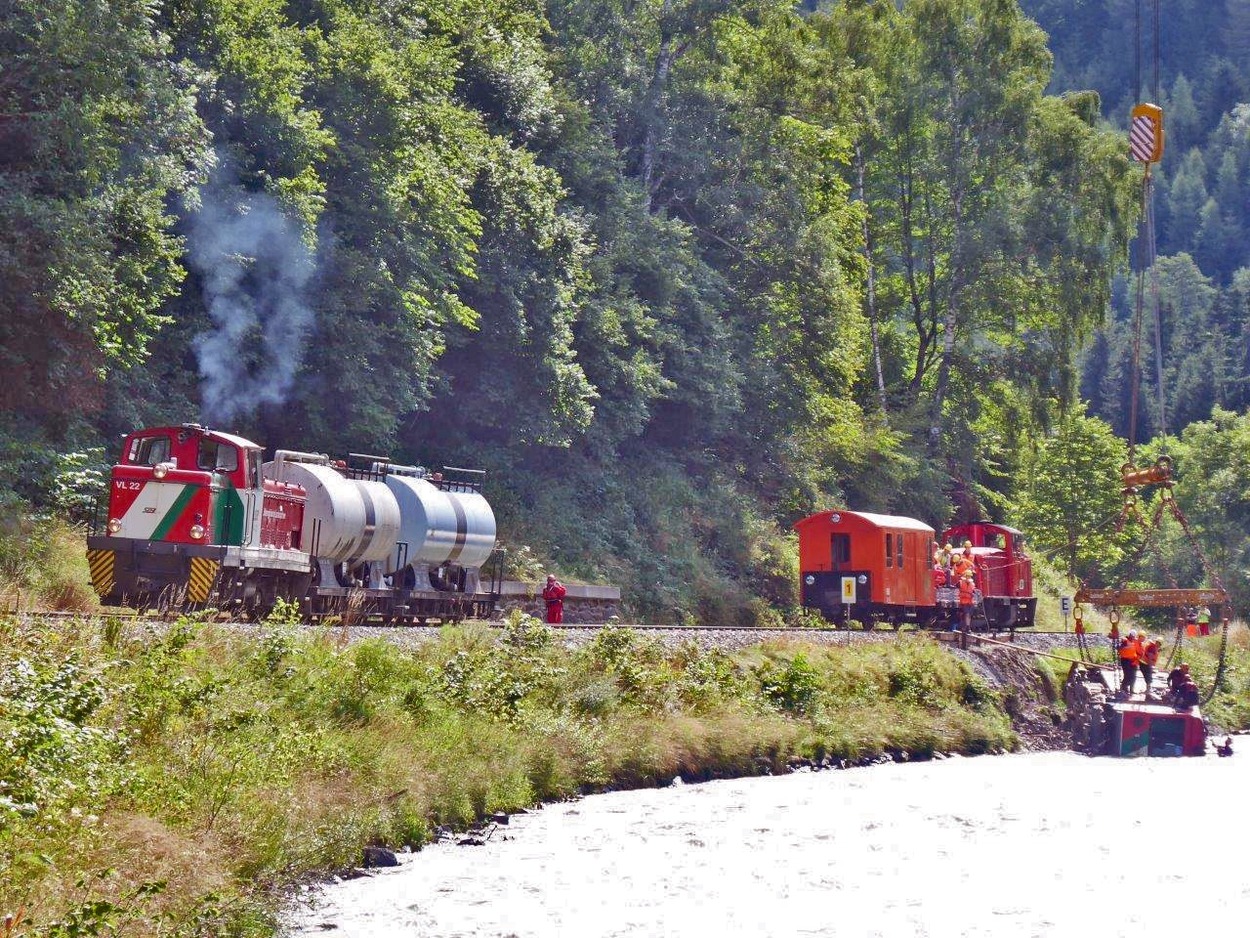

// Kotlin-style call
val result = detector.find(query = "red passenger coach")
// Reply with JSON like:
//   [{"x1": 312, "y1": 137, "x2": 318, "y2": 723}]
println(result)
[{"x1": 795, "y1": 511, "x2": 935, "y2": 628}]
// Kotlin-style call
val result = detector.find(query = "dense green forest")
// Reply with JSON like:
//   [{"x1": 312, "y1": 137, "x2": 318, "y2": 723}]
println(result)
[
  {"x1": 1025, "y1": 1, "x2": 1250, "y2": 437},
  {"x1": 3, "y1": 0, "x2": 1248, "y2": 619}
]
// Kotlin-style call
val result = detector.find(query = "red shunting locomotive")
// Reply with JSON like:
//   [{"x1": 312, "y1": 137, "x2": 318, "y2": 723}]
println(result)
[{"x1": 794, "y1": 510, "x2": 1037, "y2": 630}]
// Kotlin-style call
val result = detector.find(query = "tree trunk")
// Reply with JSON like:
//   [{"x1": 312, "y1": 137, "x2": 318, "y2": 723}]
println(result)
[
  {"x1": 855, "y1": 144, "x2": 888, "y2": 413},
  {"x1": 930, "y1": 179, "x2": 966, "y2": 448},
  {"x1": 640, "y1": 2, "x2": 679, "y2": 206}
]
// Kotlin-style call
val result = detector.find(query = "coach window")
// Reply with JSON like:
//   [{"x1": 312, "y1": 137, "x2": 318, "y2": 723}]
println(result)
[
  {"x1": 885, "y1": 532, "x2": 893, "y2": 568},
  {"x1": 896, "y1": 533, "x2": 904, "y2": 569}
]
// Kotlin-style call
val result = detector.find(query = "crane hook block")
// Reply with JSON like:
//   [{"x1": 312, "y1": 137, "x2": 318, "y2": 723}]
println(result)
[
  {"x1": 1130, "y1": 103, "x2": 1165, "y2": 164},
  {"x1": 1120, "y1": 455, "x2": 1172, "y2": 490}
]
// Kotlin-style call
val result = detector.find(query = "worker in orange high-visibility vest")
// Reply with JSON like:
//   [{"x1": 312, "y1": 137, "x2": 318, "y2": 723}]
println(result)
[
  {"x1": 1118, "y1": 629, "x2": 1141, "y2": 697},
  {"x1": 953, "y1": 550, "x2": 975, "y2": 582},
  {"x1": 1140, "y1": 635, "x2": 1161, "y2": 695},
  {"x1": 957, "y1": 573, "x2": 976, "y2": 632}
]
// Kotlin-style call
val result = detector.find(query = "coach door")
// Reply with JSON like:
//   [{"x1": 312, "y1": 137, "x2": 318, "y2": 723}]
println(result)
[{"x1": 830, "y1": 533, "x2": 850, "y2": 571}]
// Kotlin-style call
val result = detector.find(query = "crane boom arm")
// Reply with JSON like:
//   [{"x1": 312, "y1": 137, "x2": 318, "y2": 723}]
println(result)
[{"x1": 1074, "y1": 587, "x2": 1228, "y2": 608}]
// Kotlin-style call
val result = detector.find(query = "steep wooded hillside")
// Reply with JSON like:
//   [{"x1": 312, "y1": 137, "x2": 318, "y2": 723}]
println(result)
[{"x1": 12, "y1": 1, "x2": 1239, "y2": 619}]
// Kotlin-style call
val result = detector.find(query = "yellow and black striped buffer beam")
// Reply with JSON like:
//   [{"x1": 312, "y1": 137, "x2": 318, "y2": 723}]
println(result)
[
  {"x1": 188, "y1": 557, "x2": 220, "y2": 604},
  {"x1": 87, "y1": 549, "x2": 115, "y2": 598}
]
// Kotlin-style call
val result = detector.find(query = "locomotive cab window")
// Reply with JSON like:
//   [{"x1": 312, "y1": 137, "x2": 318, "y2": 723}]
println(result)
[
  {"x1": 984, "y1": 532, "x2": 1005, "y2": 549},
  {"x1": 885, "y1": 533, "x2": 893, "y2": 568},
  {"x1": 198, "y1": 439, "x2": 239, "y2": 472},
  {"x1": 128, "y1": 435, "x2": 170, "y2": 466},
  {"x1": 247, "y1": 450, "x2": 261, "y2": 488},
  {"x1": 830, "y1": 533, "x2": 850, "y2": 570}
]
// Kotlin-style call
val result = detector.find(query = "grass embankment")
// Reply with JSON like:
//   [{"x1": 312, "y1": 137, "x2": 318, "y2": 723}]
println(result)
[{"x1": 2, "y1": 613, "x2": 1013, "y2": 935}]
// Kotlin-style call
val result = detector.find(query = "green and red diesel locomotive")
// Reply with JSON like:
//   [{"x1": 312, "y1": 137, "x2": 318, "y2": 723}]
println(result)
[{"x1": 86, "y1": 424, "x2": 500, "y2": 621}]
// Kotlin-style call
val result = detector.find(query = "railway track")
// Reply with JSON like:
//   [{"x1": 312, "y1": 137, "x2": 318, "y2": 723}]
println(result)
[
  {"x1": 10, "y1": 607, "x2": 1083, "y2": 634},
  {"x1": 10, "y1": 608, "x2": 1100, "y2": 654}
]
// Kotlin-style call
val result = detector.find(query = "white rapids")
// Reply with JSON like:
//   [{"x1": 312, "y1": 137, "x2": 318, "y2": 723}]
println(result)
[{"x1": 283, "y1": 751, "x2": 1249, "y2": 938}]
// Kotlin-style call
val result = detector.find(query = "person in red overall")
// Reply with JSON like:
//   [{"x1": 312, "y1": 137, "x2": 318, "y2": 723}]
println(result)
[
  {"x1": 932, "y1": 562, "x2": 949, "y2": 591},
  {"x1": 542, "y1": 574, "x2": 567, "y2": 624}
]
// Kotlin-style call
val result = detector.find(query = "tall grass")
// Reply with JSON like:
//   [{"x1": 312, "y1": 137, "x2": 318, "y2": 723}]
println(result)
[
  {"x1": 0, "y1": 614, "x2": 1031, "y2": 936},
  {"x1": 0, "y1": 515, "x2": 97, "y2": 613}
]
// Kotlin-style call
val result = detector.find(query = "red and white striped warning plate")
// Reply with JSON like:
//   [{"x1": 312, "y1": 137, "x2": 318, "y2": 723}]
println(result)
[{"x1": 1130, "y1": 115, "x2": 1157, "y2": 163}]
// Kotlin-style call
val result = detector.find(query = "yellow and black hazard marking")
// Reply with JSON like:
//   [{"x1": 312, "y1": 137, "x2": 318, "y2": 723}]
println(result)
[
  {"x1": 188, "y1": 557, "x2": 221, "y2": 604},
  {"x1": 87, "y1": 549, "x2": 115, "y2": 598}
]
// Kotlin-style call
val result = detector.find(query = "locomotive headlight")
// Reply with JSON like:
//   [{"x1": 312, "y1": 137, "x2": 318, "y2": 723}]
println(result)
[
  {"x1": 107, "y1": 518, "x2": 122, "y2": 534},
  {"x1": 189, "y1": 524, "x2": 206, "y2": 540},
  {"x1": 804, "y1": 574, "x2": 816, "y2": 586},
  {"x1": 152, "y1": 462, "x2": 170, "y2": 479},
  {"x1": 857, "y1": 574, "x2": 867, "y2": 584}
]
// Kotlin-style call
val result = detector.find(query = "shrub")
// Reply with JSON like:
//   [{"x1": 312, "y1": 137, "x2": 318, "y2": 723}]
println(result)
[
  {"x1": 754, "y1": 651, "x2": 820, "y2": 715},
  {"x1": 0, "y1": 515, "x2": 97, "y2": 613}
]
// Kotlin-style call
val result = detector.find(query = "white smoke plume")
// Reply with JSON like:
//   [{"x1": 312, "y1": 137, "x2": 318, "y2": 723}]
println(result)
[{"x1": 187, "y1": 167, "x2": 315, "y2": 423}]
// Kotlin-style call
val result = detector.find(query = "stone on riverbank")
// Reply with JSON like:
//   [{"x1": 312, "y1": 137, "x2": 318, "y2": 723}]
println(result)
[{"x1": 362, "y1": 847, "x2": 399, "y2": 868}]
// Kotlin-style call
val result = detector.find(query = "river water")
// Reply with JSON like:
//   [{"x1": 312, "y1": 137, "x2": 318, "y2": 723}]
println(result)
[{"x1": 284, "y1": 751, "x2": 1248, "y2": 938}]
